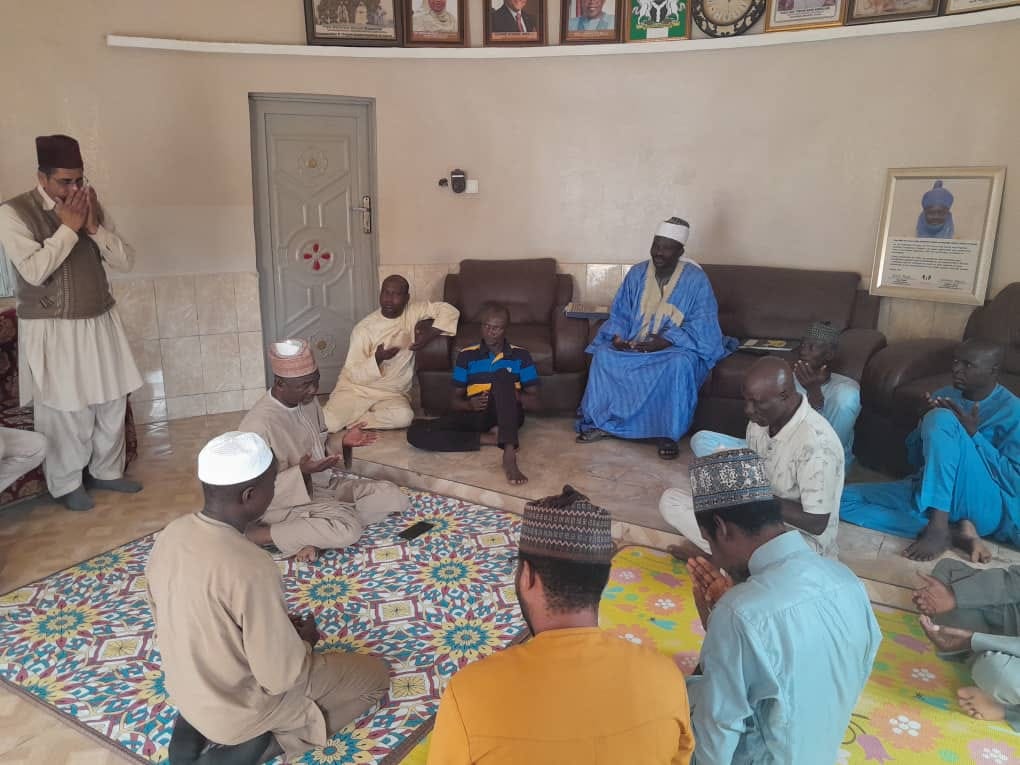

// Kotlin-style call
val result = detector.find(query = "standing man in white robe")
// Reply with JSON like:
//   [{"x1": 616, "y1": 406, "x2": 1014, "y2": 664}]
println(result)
[
  {"x1": 240, "y1": 339, "x2": 409, "y2": 562},
  {"x1": 0, "y1": 135, "x2": 142, "y2": 511},
  {"x1": 323, "y1": 274, "x2": 459, "y2": 432}
]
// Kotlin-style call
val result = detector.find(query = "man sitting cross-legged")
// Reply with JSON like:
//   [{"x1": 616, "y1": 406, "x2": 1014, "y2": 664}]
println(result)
[
  {"x1": 661, "y1": 356, "x2": 845, "y2": 560},
  {"x1": 575, "y1": 215, "x2": 730, "y2": 460},
  {"x1": 322, "y1": 274, "x2": 459, "y2": 433},
  {"x1": 428, "y1": 487, "x2": 695, "y2": 764},
  {"x1": 406, "y1": 302, "x2": 539, "y2": 485},
  {"x1": 914, "y1": 559, "x2": 1020, "y2": 731},
  {"x1": 690, "y1": 320, "x2": 861, "y2": 466},
  {"x1": 240, "y1": 339, "x2": 409, "y2": 562},
  {"x1": 683, "y1": 449, "x2": 881, "y2": 765},
  {"x1": 147, "y1": 431, "x2": 390, "y2": 763},
  {"x1": 841, "y1": 339, "x2": 1020, "y2": 562}
]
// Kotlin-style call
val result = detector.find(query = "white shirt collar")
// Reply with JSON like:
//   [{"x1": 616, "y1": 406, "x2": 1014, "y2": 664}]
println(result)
[{"x1": 36, "y1": 185, "x2": 57, "y2": 211}]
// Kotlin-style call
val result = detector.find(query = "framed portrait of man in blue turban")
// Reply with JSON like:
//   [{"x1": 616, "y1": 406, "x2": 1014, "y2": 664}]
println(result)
[{"x1": 870, "y1": 166, "x2": 1006, "y2": 306}]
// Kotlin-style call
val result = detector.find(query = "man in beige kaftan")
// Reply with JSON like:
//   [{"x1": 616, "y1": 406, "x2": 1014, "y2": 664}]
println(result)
[
  {"x1": 322, "y1": 274, "x2": 459, "y2": 432},
  {"x1": 240, "y1": 339, "x2": 409, "y2": 562},
  {"x1": 147, "y1": 431, "x2": 390, "y2": 760},
  {"x1": 0, "y1": 135, "x2": 141, "y2": 511}
]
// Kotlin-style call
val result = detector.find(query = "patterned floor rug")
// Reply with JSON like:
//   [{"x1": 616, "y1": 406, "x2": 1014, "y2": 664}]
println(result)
[
  {"x1": 0, "y1": 490, "x2": 526, "y2": 764},
  {"x1": 404, "y1": 545, "x2": 1020, "y2": 764}
]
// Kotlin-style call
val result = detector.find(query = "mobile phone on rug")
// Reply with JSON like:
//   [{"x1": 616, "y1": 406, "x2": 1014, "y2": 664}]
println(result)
[{"x1": 398, "y1": 521, "x2": 434, "y2": 541}]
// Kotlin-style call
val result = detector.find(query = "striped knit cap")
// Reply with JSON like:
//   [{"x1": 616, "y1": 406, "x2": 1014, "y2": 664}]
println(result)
[
  {"x1": 520, "y1": 489, "x2": 613, "y2": 564},
  {"x1": 804, "y1": 321, "x2": 841, "y2": 346},
  {"x1": 690, "y1": 448, "x2": 773, "y2": 512}
]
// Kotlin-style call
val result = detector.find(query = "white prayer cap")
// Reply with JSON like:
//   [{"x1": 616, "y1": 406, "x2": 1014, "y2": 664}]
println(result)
[
  {"x1": 655, "y1": 216, "x2": 690, "y2": 245},
  {"x1": 197, "y1": 431, "x2": 274, "y2": 486}
]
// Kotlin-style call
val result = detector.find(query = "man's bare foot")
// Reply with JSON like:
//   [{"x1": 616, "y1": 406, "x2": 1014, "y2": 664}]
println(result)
[
  {"x1": 667, "y1": 538, "x2": 708, "y2": 562},
  {"x1": 913, "y1": 573, "x2": 957, "y2": 616},
  {"x1": 951, "y1": 520, "x2": 993, "y2": 563},
  {"x1": 919, "y1": 615, "x2": 973, "y2": 653},
  {"x1": 502, "y1": 449, "x2": 528, "y2": 485},
  {"x1": 958, "y1": 687, "x2": 1007, "y2": 722},
  {"x1": 295, "y1": 546, "x2": 320, "y2": 563},
  {"x1": 905, "y1": 522, "x2": 951, "y2": 561},
  {"x1": 245, "y1": 524, "x2": 273, "y2": 546}
]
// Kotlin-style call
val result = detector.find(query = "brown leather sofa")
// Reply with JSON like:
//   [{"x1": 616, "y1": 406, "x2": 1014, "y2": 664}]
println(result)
[
  {"x1": 690, "y1": 265, "x2": 887, "y2": 437},
  {"x1": 416, "y1": 258, "x2": 590, "y2": 414},
  {"x1": 854, "y1": 282, "x2": 1020, "y2": 477}
]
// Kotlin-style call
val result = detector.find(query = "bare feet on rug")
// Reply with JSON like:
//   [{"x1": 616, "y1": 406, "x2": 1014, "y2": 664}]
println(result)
[
  {"x1": 919, "y1": 615, "x2": 973, "y2": 653},
  {"x1": 667, "y1": 538, "x2": 707, "y2": 563},
  {"x1": 905, "y1": 520, "x2": 951, "y2": 561},
  {"x1": 245, "y1": 523, "x2": 273, "y2": 546},
  {"x1": 502, "y1": 449, "x2": 528, "y2": 485},
  {"x1": 913, "y1": 574, "x2": 957, "y2": 616},
  {"x1": 294, "y1": 546, "x2": 321, "y2": 563},
  {"x1": 958, "y1": 686, "x2": 1007, "y2": 722},
  {"x1": 951, "y1": 520, "x2": 993, "y2": 563}
]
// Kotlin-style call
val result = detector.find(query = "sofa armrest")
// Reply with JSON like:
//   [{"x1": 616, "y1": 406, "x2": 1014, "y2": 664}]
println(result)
[
  {"x1": 861, "y1": 339, "x2": 957, "y2": 414},
  {"x1": 833, "y1": 329, "x2": 887, "y2": 383},
  {"x1": 415, "y1": 334, "x2": 453, "y2": 372},
  {"x1": 553, "y1": 307, "x2": 589, "y2": 373}
]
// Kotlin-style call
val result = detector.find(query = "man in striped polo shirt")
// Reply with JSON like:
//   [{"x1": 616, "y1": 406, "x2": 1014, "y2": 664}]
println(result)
[{"x1": 407, "y1": 302, "x2": 540, "y2": 485}]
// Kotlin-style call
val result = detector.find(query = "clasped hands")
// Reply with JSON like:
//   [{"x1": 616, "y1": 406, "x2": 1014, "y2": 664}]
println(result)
[
  {"x1": 611, "y1": 333, "x2": 671, "y2": 353},
  {"x1": 924, "y1": 393, "x2": 980, "y2": 437},
  {"x1": 688, "y1": 557, "x2": 734, "y2": 628},
  {"x1": 55, "y1": 185, "x2": 100, "y2": 235}
]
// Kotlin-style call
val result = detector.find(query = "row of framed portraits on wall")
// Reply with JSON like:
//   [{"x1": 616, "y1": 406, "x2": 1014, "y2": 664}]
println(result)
[{"x1": 304, "y1": 0, "x2": 1017, "y2": 46}]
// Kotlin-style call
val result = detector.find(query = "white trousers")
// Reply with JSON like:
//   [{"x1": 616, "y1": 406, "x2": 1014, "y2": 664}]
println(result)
[
  {"x1": 0, "y1": 427, "x2": 46, "y2": 495},
  {"x1": 33, "y1": 396, "x2": 127, "y2": 497},
  {"x1": 322, "y1": 388, "x2": 414, "y2": 433},
  {"x1": 659, "y1": 488, "x2": 711, "y2": 552}
]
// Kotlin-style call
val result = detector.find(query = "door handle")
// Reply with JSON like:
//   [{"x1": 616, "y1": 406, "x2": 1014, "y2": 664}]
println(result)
[{"x1": 351, "y1": 195, "x2": 372, "y2": 235}]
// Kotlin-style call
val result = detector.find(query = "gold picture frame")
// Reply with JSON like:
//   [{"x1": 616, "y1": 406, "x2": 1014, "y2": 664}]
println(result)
[
  {"x1": 764, "y1": 0, "x2": 846, "y2": 30},
  {"x1": 869, "y1": 166, "x2": 1006, "y2": 306}
]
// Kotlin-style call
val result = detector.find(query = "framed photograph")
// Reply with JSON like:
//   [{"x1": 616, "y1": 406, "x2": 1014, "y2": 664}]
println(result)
[
  {"x1": 846, "y1": 0, "x2": 937, "y2": 22},
  {"x1": 304, "y1": 0, "x2": 403, "y2": 46},
  {"x1": 870, "y1": 167, "x2": 1006, "y2": 306},
  {"x1": 942, "y1": 0, "x2": 1020, "y2": 13},
  {"x1": 764, "y1": 0, "x2": 845, "y2": 31},
  {"x1": 626, "y1": 0, "x2": 690, "y2": 40},
  {"x1": 484, "y1": 0, "x2": 546, "y2": 45},
  {"x1": 404, "y1": 0, "x2": 467, "y2": 44},
  {"x1": 562, "y1": 0, "x2": 623, "y2": 42}
]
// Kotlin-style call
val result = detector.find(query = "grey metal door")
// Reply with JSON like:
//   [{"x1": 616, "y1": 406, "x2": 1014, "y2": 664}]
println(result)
[{"x1": 250, "y1": 94, "x2": 379, "y2": 393}]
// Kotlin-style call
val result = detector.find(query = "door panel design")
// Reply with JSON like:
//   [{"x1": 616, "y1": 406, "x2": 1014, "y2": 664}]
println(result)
[{"x1": 251, "y1": 97, "x2": 378, "y2": 395}]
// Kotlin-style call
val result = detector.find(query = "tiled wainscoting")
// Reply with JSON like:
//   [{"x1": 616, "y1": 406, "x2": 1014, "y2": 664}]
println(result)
[{"x1": 112, "y1": 273, "x2": 267, "y2": 424}]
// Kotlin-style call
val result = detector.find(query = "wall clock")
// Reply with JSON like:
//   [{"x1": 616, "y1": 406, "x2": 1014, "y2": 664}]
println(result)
[{"x1": 692, "y1": 0, "x2": 765, "y2": 36}]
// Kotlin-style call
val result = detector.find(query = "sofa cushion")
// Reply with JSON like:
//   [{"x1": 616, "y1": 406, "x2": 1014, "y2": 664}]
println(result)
[
  {"x1": 892, "y1": 373, "x2": 953, "y2": 425},
  {"x1": 701, "y1": 265, "x2": 860, "y2": 340},
  {"x1": 458, "y1": 259, "x2": 558, "y2": 325},
  {"x1": 701, "y1": 351, "x2": 761, "y2": 399},
  {"x1": 452, "y1": 324, "x2": 554, "y2": 376}
]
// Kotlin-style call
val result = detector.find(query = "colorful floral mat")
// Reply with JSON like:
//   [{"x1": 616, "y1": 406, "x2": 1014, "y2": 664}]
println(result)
[
  {"x1": 404, "y1": 546, "x2": 1020, "y2": 764},
  {"x1": 0, "y1": 490, "x2": 526, "y2": 764}
]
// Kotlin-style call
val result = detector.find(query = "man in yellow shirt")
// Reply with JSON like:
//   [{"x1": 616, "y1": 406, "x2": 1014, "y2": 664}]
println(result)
[{"x1": 428, "y1": 487, "x2": 694, "y2": 764}]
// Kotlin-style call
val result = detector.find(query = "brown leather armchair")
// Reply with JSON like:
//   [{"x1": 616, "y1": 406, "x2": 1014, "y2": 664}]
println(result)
[
  {"x1": 855, "y1": 282, "x2": 1020, "y2": 476},
  {"x1": 415, "y1": 258, "x2": 590, "y2": 415},
  {"x1": 690, "y1": 265, "x2": 887, "y2": 437}
]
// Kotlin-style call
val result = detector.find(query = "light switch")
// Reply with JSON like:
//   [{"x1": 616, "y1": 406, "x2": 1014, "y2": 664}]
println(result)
[{"x1": 465, "y1": 179, "x2": 479, "y2": 194}]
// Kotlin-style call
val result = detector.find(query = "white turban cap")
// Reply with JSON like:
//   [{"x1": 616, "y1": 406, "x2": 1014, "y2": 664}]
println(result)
[
  {"x1": 198, "y1": 431, "x2": 274, "y2": 486},
  {"x1": 656, "y1": 216, "x2": 690, "y2": 245}
]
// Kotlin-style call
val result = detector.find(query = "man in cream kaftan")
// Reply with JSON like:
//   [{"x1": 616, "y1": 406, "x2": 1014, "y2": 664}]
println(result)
[
  {"x1": 323, "y1": 274, "x2": 459, "y2": 432},
  {"x1": 240, "y1": 339, "x2": 408, "y2": 561},
  {"x1": 0, "y1": 135, "x2": 141, "y2": 511}
]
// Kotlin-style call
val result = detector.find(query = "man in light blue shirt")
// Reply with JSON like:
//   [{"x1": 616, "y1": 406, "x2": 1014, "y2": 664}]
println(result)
[
  {"x1": 683, "y1": 449, "x2": 881, "y2": 765},
  {"x1": 568, "y1": 0, "x2": 616, "y2": 30}
]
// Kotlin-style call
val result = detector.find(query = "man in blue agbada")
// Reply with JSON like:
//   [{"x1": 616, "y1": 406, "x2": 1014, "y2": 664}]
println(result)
[
  {"x1": 576, "y1": 216, "x2": 731, "y2": 460},
  {"x1": 841, "y1": 339, "x2": 1020, "y2": 562},
  {"x1": 917, "y1": 180, "x2": 955, "y2": 239}
]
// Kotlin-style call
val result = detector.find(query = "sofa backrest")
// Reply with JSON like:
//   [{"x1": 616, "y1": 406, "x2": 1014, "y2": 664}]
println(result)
[
  {"x1": 455, "y1": 258, "x2": 560, "y2": 324},
  {"x1": 700, "y1": 264, "x2": 861, "y2": 340},
  {"x1": 965, "y1": 282, "x2": 1020, "y2": 376}
]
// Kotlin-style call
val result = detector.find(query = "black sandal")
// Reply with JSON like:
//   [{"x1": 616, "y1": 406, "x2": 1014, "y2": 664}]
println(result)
[
  {"x1": 657, "y1": 438, "x2": 679, "y2": 460},
  {"x1": 576, "y1": 428, "x2": 610, "y2": 444}
]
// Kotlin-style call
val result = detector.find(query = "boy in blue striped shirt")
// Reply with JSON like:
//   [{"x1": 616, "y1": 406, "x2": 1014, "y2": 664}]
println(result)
[{"x1": 407, "y1": 302, "x2": 540, "y2": 484}]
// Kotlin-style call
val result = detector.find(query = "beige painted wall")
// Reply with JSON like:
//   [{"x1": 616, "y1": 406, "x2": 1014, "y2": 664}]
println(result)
[{"x1": 1, "y1": 3, "x2": 1017, "y2": 302}]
